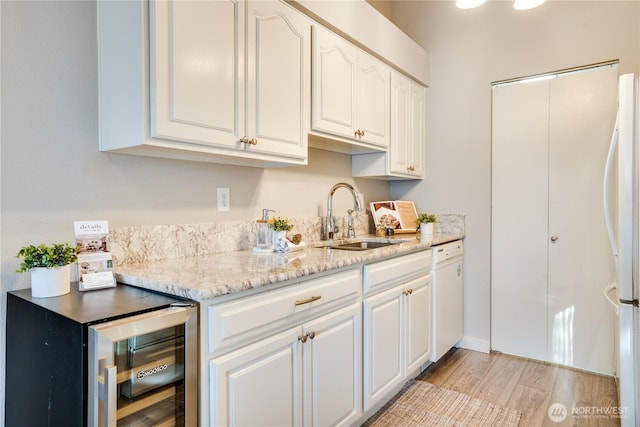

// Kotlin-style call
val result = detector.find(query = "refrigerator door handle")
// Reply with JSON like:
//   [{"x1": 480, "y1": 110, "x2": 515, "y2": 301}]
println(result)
[
  {"x1": 603, "y1": 282, "x2": 619, "y2": 315},
  {"x1": 603, "y1": 111, "x2": 620, "y2": 268}
]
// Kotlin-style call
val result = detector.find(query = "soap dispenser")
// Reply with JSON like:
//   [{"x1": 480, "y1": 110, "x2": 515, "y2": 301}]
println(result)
[{"x1": 253, "y1": 209, "x2": 275, "y2": 253}]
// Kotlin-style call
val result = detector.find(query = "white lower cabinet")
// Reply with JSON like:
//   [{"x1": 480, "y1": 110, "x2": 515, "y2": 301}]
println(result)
[
  {"x1": 363, "y1": 285, "x2": 403, "y2": 409},
  {"x1": 201, "y1": 249, "x2": 433, "y2": 426},
  {"x1": 210, "y1": 326, "x2": 303, "y2": 426},
  {"x1": 202, "y1": 268, "x2": 362, "y2": 426},
  {"x1": 363, "y1": 275, "x2": 431, "y2": 411},
  {"x1": 303, "y1": 304, "x2": 361, "y2": 426},
  {"x1": 209, "y1": 303, "x2": 361, "y2": 427},
  {"x1": 362, "y1": 251, "x2": 432, "y2": 411},
  {"x1": 405, "y1": 277, "x2": 432, "y2": 373}
]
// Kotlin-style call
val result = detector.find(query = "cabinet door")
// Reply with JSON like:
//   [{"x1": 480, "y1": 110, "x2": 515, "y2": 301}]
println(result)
[
  {"x1": 302, "y1": 303, "x2": 361, "y2": 427},
  {"x1": 405, "y1": 275, "x2": 432, "y2": 374},
  {"x1": 389, "y1": 72, "x2": 410, "y2": 174},
  {"x1": 311, "y1": 26, "x2": 357, "y2": 140},
  {"x1": 363, "y1": 286, "x2": 404, "y2": 411},
  {"x1": 210, "y1": 327, "x2": 303, "y2": 427},
  {"x1": 245, "y1": 1, "x2": 309, "y2": 160},
  {"x1": 408, "y1": 82, "x2": 426, "y2": 177},
  {"x1": 150, "y1": 0, "x2": 244, "y2": 149},
  {"x1": 356, "y1": 52, "x2": 390, "y2": 148},
  {"x1": 390, "y1": 72, "x2": 424, "y2": 177}
]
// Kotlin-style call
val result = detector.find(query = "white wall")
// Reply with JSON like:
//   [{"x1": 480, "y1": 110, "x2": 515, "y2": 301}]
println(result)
[
  {"x1": 389, "y1": 0, "x2": 640, "y2": 352},
  {"x1": 0, "y1": 1, "x2": 390, "y2": 419}
]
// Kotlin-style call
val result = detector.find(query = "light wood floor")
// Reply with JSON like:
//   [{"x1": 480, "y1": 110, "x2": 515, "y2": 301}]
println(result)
[{"x1": 416, "y1": 348, "x2": 620, "y2": 426}]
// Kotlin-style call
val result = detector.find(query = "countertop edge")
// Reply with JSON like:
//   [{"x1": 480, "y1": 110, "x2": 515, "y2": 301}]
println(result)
[{"x1": 114, "y1": 233, "x2": 464, "y2": 301}]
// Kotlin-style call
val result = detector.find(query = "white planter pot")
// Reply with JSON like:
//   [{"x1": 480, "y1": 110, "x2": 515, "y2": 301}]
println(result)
[
  {"x1": 273, "y1": 230, "x2": 287, "y2": 243},
  {"x1": 273, "y1": 230, "x2": 288, "y2": 253},
  {"x1": 420, "y1": 222, "x2": 434, "y2": 236},
  {"x1": 30, "y1": 265, "x2": 71, "y2": 298}
]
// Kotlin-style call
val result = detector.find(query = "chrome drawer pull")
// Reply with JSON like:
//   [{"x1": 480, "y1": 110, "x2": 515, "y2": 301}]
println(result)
[{"x1": 295, "y1": 295, "x2": 321, "y2": 306}]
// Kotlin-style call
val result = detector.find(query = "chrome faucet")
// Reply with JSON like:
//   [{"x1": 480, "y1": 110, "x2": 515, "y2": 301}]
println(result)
[{"x1": 325, "y1": 182, "x2": 362, "y2": 240}]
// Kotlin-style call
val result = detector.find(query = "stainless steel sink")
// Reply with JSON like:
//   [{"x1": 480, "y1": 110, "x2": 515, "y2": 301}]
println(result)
[{"x1": 325, "y1": 240, "x2": 401, "y2": 251}]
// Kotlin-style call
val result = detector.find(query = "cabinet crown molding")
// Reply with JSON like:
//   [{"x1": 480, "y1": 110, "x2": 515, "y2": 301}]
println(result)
[{"x1": 288, "y1": 0, "x2": 430, "y2": 86}]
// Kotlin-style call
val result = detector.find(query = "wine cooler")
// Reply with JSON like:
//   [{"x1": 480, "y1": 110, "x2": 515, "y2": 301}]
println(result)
[
  {"x1": 88, "y1": 302, "x2": 197, "y2": 426},
  {"x1": 5, "y1": 285, "x2": 198, "y2": 427}
]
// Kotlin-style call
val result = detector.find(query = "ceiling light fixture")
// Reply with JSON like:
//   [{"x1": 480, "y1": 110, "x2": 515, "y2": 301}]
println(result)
[
  {"x1": 455, "y1": 0, "x2": 487, "y2": 9},
  {"x1": 513, "y1": 0, "x2": 546, "y2": 10}
]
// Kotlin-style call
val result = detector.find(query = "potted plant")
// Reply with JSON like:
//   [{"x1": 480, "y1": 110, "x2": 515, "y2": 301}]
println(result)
[
  {"x1": 16, "y1": 243, "x2": 78, "y2": 298},
  {"x1": 271, "y1": 217, "x2": 294, "y2": 246},
  {"x1": 417, "y1": 213, "x2": 437, "y2": 236}
]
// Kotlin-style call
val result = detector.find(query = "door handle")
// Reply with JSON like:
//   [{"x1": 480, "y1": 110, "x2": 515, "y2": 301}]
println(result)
[
  {"x1": 550, "y1": 236, "x2": 559, "y2": 242},
  {"x1": 99, "y1": 365, "x2": 117, "y2": 427}
]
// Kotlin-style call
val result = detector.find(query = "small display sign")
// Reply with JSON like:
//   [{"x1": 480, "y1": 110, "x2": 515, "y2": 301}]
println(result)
[{"x1": 74, "y1": 220, "x2": 116, "y2": 291}]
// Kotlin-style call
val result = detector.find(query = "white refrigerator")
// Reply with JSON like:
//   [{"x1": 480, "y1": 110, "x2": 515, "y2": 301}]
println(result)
[{"x1": 604, "y1": 72, "x2": 640, "y2": 427}]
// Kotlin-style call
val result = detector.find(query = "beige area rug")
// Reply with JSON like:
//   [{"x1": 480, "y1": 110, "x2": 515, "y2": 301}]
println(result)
[{"x1": 362, "y1": 380, "x2": 521, "y2": 427}]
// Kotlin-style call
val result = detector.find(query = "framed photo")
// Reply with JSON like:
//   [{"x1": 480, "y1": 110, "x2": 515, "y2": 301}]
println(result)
[{"x1": 370, "y1": 201, "x2": 419, "y2": 233}]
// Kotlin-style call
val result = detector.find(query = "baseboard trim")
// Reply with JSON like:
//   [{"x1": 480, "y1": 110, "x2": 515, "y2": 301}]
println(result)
[{"x1": 457, "y1": 336, "x2": 490, "y2": 353}]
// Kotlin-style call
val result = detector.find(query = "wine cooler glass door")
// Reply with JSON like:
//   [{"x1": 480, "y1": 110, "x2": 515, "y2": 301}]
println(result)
[{"x1": 88, "y1": 305, "x2": 197, "y2": 427}]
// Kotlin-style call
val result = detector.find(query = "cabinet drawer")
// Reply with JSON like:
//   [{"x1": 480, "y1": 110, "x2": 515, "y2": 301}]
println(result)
[
  {"x1": 207, "y1": 268, "x2": 361, "y2": 354},
  {"x1": 363, "y1": 250, "x2": 431, "y2": 295}
]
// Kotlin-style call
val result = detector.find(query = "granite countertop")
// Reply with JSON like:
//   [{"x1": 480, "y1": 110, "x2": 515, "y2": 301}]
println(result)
[{"x1": 114, "y1": 233, "x2": 464, "y2": 301}]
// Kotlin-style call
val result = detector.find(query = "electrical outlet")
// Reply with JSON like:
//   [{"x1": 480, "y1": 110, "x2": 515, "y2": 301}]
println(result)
[{"x1": 217, "y1": 187, "x2": 230, "y2": 212}]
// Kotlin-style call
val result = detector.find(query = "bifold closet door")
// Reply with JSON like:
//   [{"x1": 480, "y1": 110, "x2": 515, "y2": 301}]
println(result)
[
  {"x1": 491, "y1": 79, "x2": 550, "y2": 361},
  {"x1": 491, "y1": 65, "x2": 617, "y2": 374},
  {"x1": 547, "y1": 67, "x2": 616, "y2": 374}
]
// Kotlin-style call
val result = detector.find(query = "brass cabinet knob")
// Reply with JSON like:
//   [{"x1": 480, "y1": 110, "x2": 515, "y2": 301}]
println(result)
[
  {"x1": 240, "y1": 136, "x2": 258, "y2": 145},
  {"x1": 298, "y1": 332, "x2": 316, "y2": 343}
]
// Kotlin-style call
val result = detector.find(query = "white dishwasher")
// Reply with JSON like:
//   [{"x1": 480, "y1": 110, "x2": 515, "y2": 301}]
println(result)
[{"x1": 430, "y1": 240, "x2": 464, "y2": 362}]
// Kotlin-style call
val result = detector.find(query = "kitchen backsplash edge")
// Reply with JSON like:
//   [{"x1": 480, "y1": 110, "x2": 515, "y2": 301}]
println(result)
[{"x1": 110, "y1": 214, "x2": 465, "y2": 266}]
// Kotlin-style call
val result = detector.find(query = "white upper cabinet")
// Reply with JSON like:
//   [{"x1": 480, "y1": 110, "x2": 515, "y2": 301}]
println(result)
[
  {"x1": 99, "y1": 0, "x2": 309, "y2": 167},
  {"x1": 244, "y1": 1, "x2": 309, "y2": 159},
  {"x1": 311, "y1": 25, "x2": 390, "y2": 151},
  {"x1": 150, "y1": 0, "x2": 243, "y2": 149},
  {"x1": 358, "y1": 53, "x2": 391, "y2": 148},
  {"x1": 352, "y1": 71, "x2": 426, "y2": 180},
  {"x1": 389, "y1": 72, "x2": 425, "y2": 177}
]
